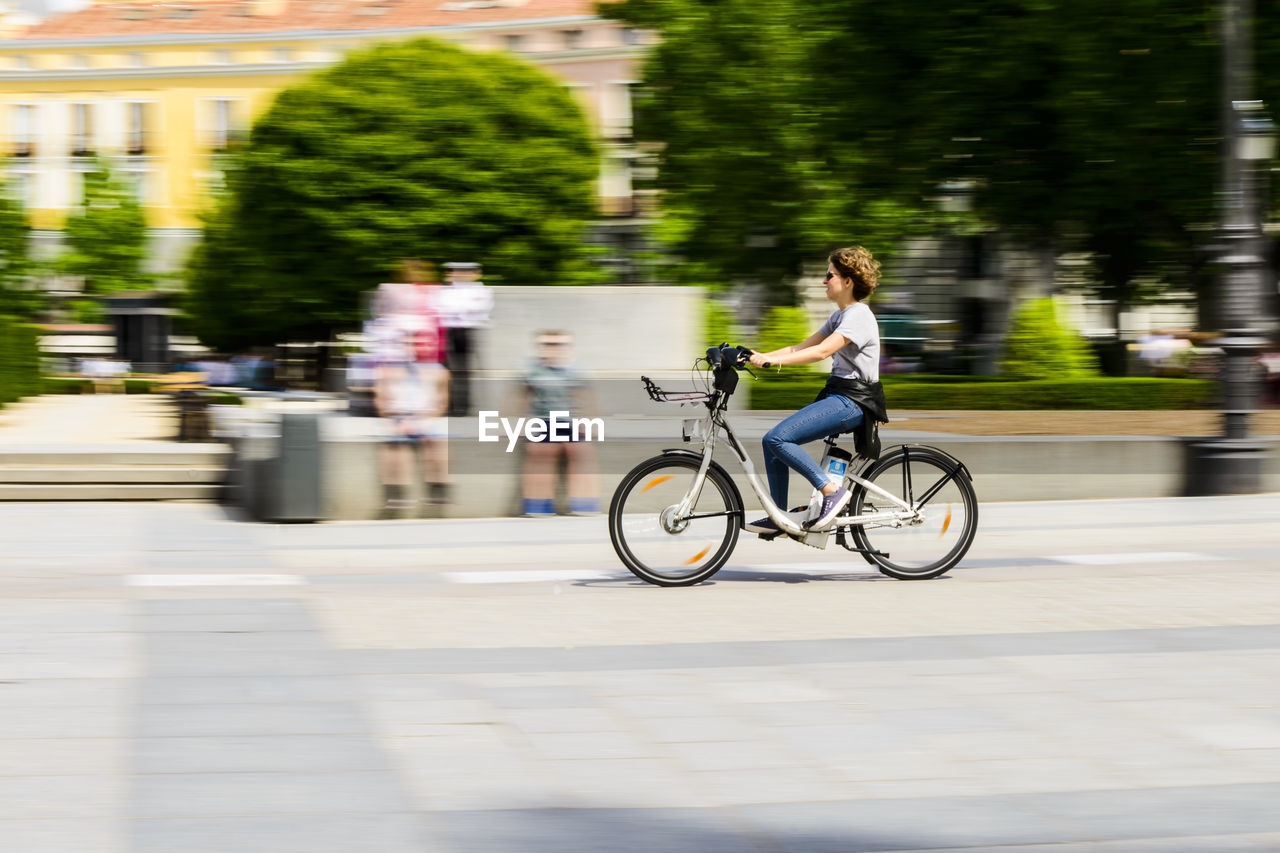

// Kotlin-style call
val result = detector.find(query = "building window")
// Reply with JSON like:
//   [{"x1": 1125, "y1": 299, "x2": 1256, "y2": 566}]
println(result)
[
  {"x1": 70, "y1": 161, "x2": 93, "y2": 207},
  {"x1": 71, "y1": 103, "x2": 95, "y2": 156},
  {"x1": 126, "y1": 52, "x2": 147, "y2": 68},
  {"x1": 602, "y1": 82, "x2": 636, "y2": 139},
  {"x1": 599, "y1": 155, "x2": 634, "y2": 217},
  {"x1": 208, "y1": 99, "x2": 243, "y2": 151},
  {"x1": 12, "y1": 55, "x2": 31, "y2": 71},
  {"x1": 70, "y1": 54, "x2": 90, "y2": 69},
  {"x1": 562, "y1": 29, "x2": 583, "y2": 50},
  {"x1": 9, "y1": 171, "x2": 35, "y2": 207},
  {"x1": 211, "y1": 49, "x2": 234, "y2": 64},
  {"x1": 621, "y1": 27, "x2": 644, "y2": 45},
  {"x1": 127, "y1": 102, "x2": 149, "y2": 155},
  {"x1": 503, "y1": 34, "x2": 526, "y2": 53},
  {"x1": 272, "y1": 46, "x2": 293, "y2": 62},
  {"x1": 120, "y1": 170, "x2": 149, "y2": 204},
  {"x1": 11, "y1": 104, "x2": 36, "y2": 157}
]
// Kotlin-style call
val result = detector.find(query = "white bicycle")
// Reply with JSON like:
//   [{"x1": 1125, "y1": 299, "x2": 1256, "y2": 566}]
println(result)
[{"x1": 609, "y1": 345, "x2": 978, "y2": 586}]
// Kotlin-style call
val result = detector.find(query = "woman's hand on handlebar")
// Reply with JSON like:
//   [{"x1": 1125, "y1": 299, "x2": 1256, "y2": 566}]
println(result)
[{"x1": 748, "y1": 350, "x2": 772, "y2": 369}]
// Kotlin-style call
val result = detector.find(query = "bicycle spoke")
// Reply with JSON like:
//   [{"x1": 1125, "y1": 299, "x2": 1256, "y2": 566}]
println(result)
[
  {"x1": 902, "y1": 446, "x2": 912, "y2": 504},
  {"x1": 914, "y1": 468, "x2": 959, "y2": 510},
  {"x1": 610, "y1": 457, "x2": 737, "y2": 586},
  {"x1": 852, "y1": 449, "x2": 977, "y2": 578}
]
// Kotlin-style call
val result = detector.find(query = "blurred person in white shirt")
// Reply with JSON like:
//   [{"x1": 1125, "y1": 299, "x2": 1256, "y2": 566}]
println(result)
[{"x1": 439, "y1": 262, "x2": 492, "y2": 417}]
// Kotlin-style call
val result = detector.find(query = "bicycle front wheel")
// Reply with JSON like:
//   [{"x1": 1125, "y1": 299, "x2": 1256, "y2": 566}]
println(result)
[
  {"x1": 849, "y1": 446, "x2": 978, "y2": 580},
  {"x1": 609, "y1": 455, "x2": 741, "y2": 586}
]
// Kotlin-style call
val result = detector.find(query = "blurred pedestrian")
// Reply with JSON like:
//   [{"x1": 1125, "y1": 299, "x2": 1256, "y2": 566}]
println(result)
[
  {"x1": 397, "y1": 259, "x2": 447, "y2": 367},
  {"x1": 439, "y1": 261, "x2": 492, "y2": 416},
  {"x1": 373, "y1": 329, "x2": 451, "y2": 518},
  {"x1": 518, "y1": 330, "x2": 599, "y2": 517}
]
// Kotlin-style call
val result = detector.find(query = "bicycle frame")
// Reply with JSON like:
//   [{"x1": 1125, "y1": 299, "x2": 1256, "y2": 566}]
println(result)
[{"x1": 672, "y1": 393, "x2": 921, "y2": 542}]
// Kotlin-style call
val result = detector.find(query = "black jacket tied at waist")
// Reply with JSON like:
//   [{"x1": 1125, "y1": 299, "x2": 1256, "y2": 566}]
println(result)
[{"x1": 815, "y1": 376, "x2": 888, "y2": 460}]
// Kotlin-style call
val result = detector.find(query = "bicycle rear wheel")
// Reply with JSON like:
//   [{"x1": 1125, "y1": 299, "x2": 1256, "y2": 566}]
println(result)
[
  {"x1": 849, "y1": 446, "x2": 978, "y2": 580},
  {"x1": 609, "y1": 455, "x2": 741, "y2": 586}
]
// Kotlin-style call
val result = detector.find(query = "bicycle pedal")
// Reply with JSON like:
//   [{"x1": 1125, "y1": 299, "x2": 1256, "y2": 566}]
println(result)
[
  {"x1": 799, "y1": 530, "x2": 831, "y2": 550},
  {"x1": 758, "y1": 530, "x2": 784, "y2": 541}
]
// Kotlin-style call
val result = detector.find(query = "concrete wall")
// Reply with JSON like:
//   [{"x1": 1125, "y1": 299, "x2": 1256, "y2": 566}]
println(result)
[
  {"x1": 473, "y1": 285, "x2": 704, "y2": 371},
  {"x1": 233, "y1": 411, "x2": 1280, "y2": 521},
  {"x1": 466, "y1": 285, "x2": 729, "y2": 416}
]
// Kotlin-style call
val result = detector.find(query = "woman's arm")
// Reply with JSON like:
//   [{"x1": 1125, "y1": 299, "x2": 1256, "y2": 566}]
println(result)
[
  {"x1": 751, "y1": 332, "x2": 847, "y2": 367},
  {"x1": 755, "y1": 330, "x2": 826, "y2": 362},
  {"x1": 752, "y1": 326, "x2": 834, "y2": 361}
]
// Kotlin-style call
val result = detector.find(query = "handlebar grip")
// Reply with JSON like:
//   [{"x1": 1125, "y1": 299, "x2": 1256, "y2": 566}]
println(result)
[{"x1": 706, "y1": 346, "x2": 723, "y2": 366}]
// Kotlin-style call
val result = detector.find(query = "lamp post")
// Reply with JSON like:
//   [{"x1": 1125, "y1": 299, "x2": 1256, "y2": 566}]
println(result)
[
  {"x1": 1188, "y1": 101, "x2": 1275, "y2": 494},
  {"x1": 1185, "y1": 0, "x2": 1275, "y2": 494}
]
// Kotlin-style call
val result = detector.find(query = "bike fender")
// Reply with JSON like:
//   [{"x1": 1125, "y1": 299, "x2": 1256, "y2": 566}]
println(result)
[
  {"x1": 659, "y1": 448, "x2": 745, "y2": 514},
  {"x1": 875, "y1": 445, "x2": 972, "y2": 479}
]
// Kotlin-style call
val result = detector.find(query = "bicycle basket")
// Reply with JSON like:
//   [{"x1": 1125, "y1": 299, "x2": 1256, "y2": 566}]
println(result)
[{"x1": 641, "y1": 376, "x2": 711, "y2": 404}]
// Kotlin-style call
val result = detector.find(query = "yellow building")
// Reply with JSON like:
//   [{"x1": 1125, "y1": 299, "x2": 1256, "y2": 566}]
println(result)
[{"x1": 0, "y1": 0, "x2": 649, "y2": 269}]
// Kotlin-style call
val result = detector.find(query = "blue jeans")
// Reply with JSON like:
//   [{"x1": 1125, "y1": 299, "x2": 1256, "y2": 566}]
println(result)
[{"x1": 762, "y1": 395, "x2": 864, "y2": 508}]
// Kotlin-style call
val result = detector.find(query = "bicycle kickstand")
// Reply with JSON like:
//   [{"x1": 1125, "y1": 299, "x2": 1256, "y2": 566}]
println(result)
[{"x1": 835, "y1": 530, "x2": 890, "y2": 560}]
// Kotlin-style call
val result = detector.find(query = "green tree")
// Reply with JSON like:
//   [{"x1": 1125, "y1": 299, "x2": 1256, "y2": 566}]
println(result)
[
  {"x1": 820, "y1": 0, "x2": 1221, "y2": 330},
  {"x1": 60, "y1": 159, "x2": 152, "y2": 295},
  {"x1": 186, "y1": 38, "x2": 600, "y2": 349},
  {"x1": 611, "y1": 0, "x2": 1229, "y2": 324},
  {"x1": 797, "y1": 0, "x2": 1226, "y2": 328},
  {"x1": 602, "y1": 0, "x2": 917, "y2": 304},
  {"x1": 0, "y1": 181, "x2": 37, "y2": 319},
  {"x1": 181, "y1": 164, "x2": 285, "y2": 353}
]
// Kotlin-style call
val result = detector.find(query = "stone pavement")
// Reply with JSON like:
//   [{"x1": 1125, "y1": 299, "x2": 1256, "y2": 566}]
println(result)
[
  {"x1": 2, "y1": 494, "x2": 1279, "y2": 851},
  {"x1": 0, "y1": 394, "x2": 174, "y2": 444}
]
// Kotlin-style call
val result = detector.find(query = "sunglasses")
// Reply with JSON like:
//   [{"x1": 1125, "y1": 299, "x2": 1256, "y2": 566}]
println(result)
[{"x1": 824, "y1": 271, "x2": 837, "y2": 282}]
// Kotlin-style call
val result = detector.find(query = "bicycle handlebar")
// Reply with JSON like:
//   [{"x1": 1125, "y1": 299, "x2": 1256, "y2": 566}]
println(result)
[{"x1": 706, "y1": 343, "x2": 760, "y2": 370}]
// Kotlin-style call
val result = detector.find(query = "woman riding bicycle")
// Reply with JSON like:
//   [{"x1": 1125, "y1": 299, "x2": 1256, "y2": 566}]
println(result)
[{"x1": 746, "y1": 246, "x2": 887, "y2": 534}]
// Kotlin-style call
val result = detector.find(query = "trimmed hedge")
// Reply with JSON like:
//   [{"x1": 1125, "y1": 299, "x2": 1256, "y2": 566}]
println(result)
[
  {"x1": 749, "y1": 376, "x2": 1216, "y2": 411},
  {"x1": 0, "y1": 316, "x2": 41, "y2": 405},
  {"x1": 42, "y1": 375, "x2": 88, "y2": 394},
  {"x1": 1002, "y1": 298, "x2": 1099, "y2": 379},
  {"x1": 42, "y1": 376, "x2": 159, "y2": 395}
]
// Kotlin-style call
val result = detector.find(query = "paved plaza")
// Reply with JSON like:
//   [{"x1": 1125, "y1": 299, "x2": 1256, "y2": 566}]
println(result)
[{"x1": 1, "y1": 494, "x2": 1279, "y2": 851}]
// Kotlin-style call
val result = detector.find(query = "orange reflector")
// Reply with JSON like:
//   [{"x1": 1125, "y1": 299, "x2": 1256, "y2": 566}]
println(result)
[
  {"x1": 683, "y1": 545, "x2": 711, "y2": 566},
  {"x1": 940, "y1": 506, "x2": 952, "y2": 537},
  {"x1": 641, "y1": 475, "x2": 674, "y2": 493}
]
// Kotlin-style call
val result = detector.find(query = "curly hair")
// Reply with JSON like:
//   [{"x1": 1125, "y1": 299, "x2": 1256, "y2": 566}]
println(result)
[{"x1": 828, "y1": 246, "x2": 880, "y2": 302}]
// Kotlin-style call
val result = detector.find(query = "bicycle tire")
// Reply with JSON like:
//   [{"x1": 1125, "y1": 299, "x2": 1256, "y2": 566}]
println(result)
[
  {"x1": 848, "y1": 446, "x2": 978, "y2": 580},
  {"x1": 609, "y1": 455, "x2": 741, "y2": 586}
]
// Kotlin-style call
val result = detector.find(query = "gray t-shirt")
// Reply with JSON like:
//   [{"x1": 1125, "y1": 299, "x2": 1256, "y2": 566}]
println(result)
[
  {"x1": 523, "y1": 361, "x2": 583, "y2": 418},
  {"x1": 817, "y1": 302, "x2": 880, "y2": 381}
]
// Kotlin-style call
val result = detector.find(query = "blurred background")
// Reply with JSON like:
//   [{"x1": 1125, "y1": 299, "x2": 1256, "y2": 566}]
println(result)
[
  {"x1": 0, "y1": 0, "x2": 1276, "y2": 388},
  {"x1": 0, "y1": 0, "x2": 1277, "y2": 512},
  {"x1": 1, "y1": 4, "x2": 1279, "y2": 852}
]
